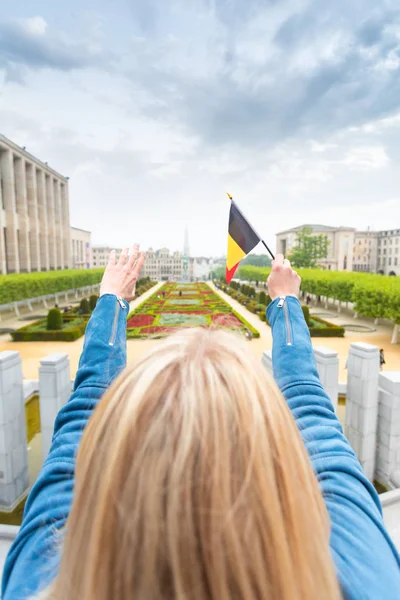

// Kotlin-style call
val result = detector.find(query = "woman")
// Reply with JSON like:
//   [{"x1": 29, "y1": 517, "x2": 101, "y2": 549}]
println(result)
[{"x1": 2, "y1": 248, "x2": 399, "y2": 599}]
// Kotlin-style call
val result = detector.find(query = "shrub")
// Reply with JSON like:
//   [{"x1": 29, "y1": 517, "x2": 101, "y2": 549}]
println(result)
[
  {"x1": 308, "y1": 316, "x2": 345, "y2": 338},
  {"x1": 89, "y1": 295, "x2": 98, "y2": 311},
  {"x1": 259, "y1": 290, "x2": 267, "y2": 304},
  {"x1": 246, "y1": 302, "x2": 256, "y2": 313},
  {"x1": 80, "y1": 298, "x2": 90, "y2": 314},
  {"x1": 255, "y1": 303, "x2": 267, "y2": 314},
  {"x1": 301, "y1": 305, "x2": 311, "y2": 326},
  {"x1": 47, "y1": 308, "x2": 62, "y2": 331}
]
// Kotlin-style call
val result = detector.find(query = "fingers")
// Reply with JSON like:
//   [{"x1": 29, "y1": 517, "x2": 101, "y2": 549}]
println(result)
[
  {"x1": 118, "y1": 247, "x2": 129, "y2": 266},
  {"x1": 127, "y1": 243, "x2": 140, "y2": 270},
  {"x1": 273, "y1": 254, "x2": 284, "y2": 266},
  {"x1": 107, "y1": 249, "x2": 116, "y2": 267},
  {"x1": 132, "y1": 253, "x2": 146, "y2": 279},
  {"x1": 283, "y1": 258, "x2": 291, "y2": 268}
]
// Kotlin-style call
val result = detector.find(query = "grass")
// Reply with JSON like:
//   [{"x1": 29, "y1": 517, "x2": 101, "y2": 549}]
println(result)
[{"x1": 27, "y1": 317, "x2": 85, "y2": 332}]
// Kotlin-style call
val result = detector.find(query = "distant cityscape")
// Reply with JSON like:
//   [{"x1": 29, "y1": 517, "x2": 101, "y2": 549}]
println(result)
[{"x1": 0, "y1": 133, "x2": 399, "y2": 278}]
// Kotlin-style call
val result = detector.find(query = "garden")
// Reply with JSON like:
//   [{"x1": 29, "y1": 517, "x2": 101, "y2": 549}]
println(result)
[
  {"x1": 218, "y1": 281, "x2": 345, "y2": 338},
  {"x1": 11, "y1": 277, "x2": 156, "y2": 342},
  {"x1": 126, "y1": 282, "x2": 260, "y2": 339}
]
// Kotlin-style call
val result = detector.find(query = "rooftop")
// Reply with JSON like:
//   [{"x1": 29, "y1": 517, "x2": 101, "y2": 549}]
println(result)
[{"x1": 276, "y1": 224, "x2": 357, "y2": 236}]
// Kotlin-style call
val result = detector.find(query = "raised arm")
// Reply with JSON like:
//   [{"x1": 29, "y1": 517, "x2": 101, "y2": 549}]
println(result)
[
  {"x1": 266, "y1": 256, "x2": 400, "y2": 600},
  {"x1": 2, "y1": 246, "x2": 145, "y2": 600}
]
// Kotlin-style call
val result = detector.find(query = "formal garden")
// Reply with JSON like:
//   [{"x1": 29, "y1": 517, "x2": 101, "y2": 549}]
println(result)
[
  {"x1": 217, "y1": 281, "x2": 345, "y2": 337},
  {"x1": 126, "y1": 282, "x2": 260, "y2": 339},
  {"x1": 11, "y1": 277, "x2": 156, "y2": 341}
]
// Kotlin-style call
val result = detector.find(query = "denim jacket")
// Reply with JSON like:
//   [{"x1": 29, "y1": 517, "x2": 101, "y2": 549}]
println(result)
[{"x1": 2, "y1": 294, "x2": 400, "y2": 599}]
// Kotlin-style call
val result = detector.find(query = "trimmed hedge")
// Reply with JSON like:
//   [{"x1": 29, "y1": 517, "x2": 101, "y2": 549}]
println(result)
[
  {"x1": 0, "y1": 269, "x2": 104, "y2": 305},
  {"x1": 308, "y1": 316, "x2": 345, "y2": 338},
  {"x1": 301, "y1": 305, "x2": 311, "y2": 327},
  {"x1": 11, "y1": 316, "x2": 88, "y2": 342},
  {"x1": 47, "y1": 308, "x2": 62, "y2": 331}
]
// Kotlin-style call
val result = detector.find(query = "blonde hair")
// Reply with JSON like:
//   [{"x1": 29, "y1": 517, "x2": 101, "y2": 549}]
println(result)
[{"x1": 40, "y1": 328, "x2": 341, "y2": 600}]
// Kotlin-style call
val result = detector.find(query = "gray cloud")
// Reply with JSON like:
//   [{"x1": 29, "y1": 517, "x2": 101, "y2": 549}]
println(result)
[
  {"x1": 0, "y1": 17, "x2": 110, "y2": 79},
  {"x1": 121, "y1": 0, "x2": 400, "y2": 149}
]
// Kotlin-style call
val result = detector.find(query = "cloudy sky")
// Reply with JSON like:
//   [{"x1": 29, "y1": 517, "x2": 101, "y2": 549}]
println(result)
[{"x1": 1, "y1": 0, "x2": 400, "y2": 256}]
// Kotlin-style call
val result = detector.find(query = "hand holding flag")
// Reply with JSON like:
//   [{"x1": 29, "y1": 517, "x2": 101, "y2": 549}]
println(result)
[{"x1": 225, "y1": 193, "x2": 274, "y2": 283}]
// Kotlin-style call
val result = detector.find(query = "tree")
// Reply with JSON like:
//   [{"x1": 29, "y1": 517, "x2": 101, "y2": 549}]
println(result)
[
  {"x1": 289, "y1": 227, "x2": 329, "y2": 269},
  {"x1": 241, "y1": 254, "x2": 272, "y2": 267}
]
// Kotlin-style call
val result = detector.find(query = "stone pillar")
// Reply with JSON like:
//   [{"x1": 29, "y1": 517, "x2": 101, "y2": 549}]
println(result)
[
  {"x1": 314, "y1": 346, "x2": 339, "y2": 411},
  {"x1": 345, "y1": 342, "x2": 380, "y2": 481},
  {"x1": 53, "y1": 179, "x2": 63, "y2": 268},
  {"x1": 262, "y1": 350, "x2": 273, "y2": 376},
  {"x1": 25, "y1": 162, "x2": 41, "y2": 272},
  {"x1": 39, "y1": 354, "x2": 71, "y2": 459},
  {"x1": 36, "y1": 169, "x2": 49, "y2": 270},
  {"x1": 55, "y1": 180, "x2": 64, "y2": 268},
  {"x1": 45, "y1": 174, "x2": 57, "y2": 269},
  {"x1": 0, "y1": 351, "x2": 29, "y2": 509},
  {"x1": 376, "y1": 373, "x2": 400, "y2": 488},
  {"x1": 61, "y1": 182, "x2": 71, "y2": 268},
  {"x1": 14, "y1": 156, "x2": 31, "y2": 272},
  {"x1": 0, "y1": 149, "x2": 19, "y2": 273}
]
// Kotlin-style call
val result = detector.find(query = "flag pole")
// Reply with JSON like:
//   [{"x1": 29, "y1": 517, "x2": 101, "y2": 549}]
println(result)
[{"x1": 226, "y1": 193, "x2": 275, "y2": 261}]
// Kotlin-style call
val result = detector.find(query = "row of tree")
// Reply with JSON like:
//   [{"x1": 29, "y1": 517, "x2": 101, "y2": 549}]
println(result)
[{"x1": 234, "y1": 265, "x2": 400, "y2": 324}]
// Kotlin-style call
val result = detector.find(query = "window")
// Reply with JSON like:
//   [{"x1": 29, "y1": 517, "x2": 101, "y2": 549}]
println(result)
[
  {"x1": 389, "y1": 258, "x2": 392, "y2": 266},
  {"x1": 384, "y1": 249, "x2": 386, "y2": 255},
  {"x1": 395, "y1": 258, "x2": 398, "y2": 266}
]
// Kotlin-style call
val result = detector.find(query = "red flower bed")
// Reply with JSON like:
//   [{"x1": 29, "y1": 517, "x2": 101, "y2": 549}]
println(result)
[
  {"x1": 127, "y1": 314, "x2": 154, "y2": 327},
  {"x1": 211, "y1": 314, "x2": 242, "y2": 327},
  {"x1": 140, "y1": 326, "x2": 180, "y2": 335}
]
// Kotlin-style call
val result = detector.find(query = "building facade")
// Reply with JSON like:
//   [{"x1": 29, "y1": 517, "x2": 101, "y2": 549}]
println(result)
[
  {"x1": 71, "y1": 227, "x2": 92, "y2": 269},
  {"x1": 276, "y1": 224, "x2": 400, "y2": 275},
  {"x1": 0, "y1": 134, "x2": 71, "y2": 274},
  {"x1": 276, "y1": 225, "x2": 356, "y2": 272},
  {"x1": 353, "y1": 231, "x2": 378, "y2": 273},
  {"x1": 142, "y1": 248, "x2": 184, "y2": 281},
  {"x1": 92, "y1": 246, "x2": 123, "y2": 268},
  {"x1": 377, "y1": 229, "x2": 400, "y2": 276}
]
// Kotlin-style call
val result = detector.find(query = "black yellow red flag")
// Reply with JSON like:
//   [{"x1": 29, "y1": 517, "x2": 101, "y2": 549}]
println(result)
[{"x1": 226, "y1": 197, "x2": 261, "y2": 283}]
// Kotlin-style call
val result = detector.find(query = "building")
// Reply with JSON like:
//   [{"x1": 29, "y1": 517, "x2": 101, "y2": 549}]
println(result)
[
  {"x1": 276, "y1": 225, "x2": 356, "y2": 272},
  {"x1": 71, "y1": 227, "x2": 92, "y2": 269},
  {"x1": 92, "y1": 246, "x2": 123, "y2": 268},
  {"x1": 142, "y1": 248, "x2": 184, "y2": 281},
  {"x1": 189, "y1": 257, "x2": 214, "y2": 281},
  {"x1": 0, "y1": 134, "x2": 71, "y2": 273},
  {"x1": 353, "y1": 231, "x2": 378, "y2": 273},
  {"x1": 377, "y1": 229, "x2": 400, "y2": 276}
]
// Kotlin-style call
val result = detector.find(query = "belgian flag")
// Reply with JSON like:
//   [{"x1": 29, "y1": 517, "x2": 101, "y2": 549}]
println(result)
[{"x1": 226, "y1": 196, "x2": 261, "y2": 283}]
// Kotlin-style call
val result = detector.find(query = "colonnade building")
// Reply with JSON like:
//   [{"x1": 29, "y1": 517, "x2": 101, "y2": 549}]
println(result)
[{"x1": 0, "y1": 134, "x2": 71, "y2": 274}]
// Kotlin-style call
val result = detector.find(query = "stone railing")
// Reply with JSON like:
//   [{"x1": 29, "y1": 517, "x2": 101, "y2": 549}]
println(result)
[{"x1": 263, "y1": 342, "x2": 400, "y2": 489}]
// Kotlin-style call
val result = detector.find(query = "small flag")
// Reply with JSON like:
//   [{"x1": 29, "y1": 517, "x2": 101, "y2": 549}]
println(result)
[{"x1": 226, "y1": 197, "x2": 261, "y2": 283}]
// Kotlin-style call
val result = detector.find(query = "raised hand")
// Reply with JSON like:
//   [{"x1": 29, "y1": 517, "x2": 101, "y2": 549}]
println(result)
[
  {"x1": 100, "y1": 244, "x2": 146, "y2": 302},
  {"x1": 267, "y1": 254, "x2": 301, "y2": 301}
]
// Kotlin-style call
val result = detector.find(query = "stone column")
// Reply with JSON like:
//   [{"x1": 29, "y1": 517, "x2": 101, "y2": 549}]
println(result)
[
  {"x1": 314, "y1": 347, "x2": 339, "y2": 411},
  {"x1": 61, "y1": 182, "x2": 71, "y2": 268},
  {"x1": 0, "y1": 151, "x2": 7, "y2": 274},
  {"x1": 25, "y1": 162, "x2": 41, "y2": 272},
  {"x1": 345, "y1": 342, "x2": 380, "y2": 481},
  {"x1": 39, "y1": 354, "x2": 71, "y2": 459},
  {"x1": 45, "y1": 174, "x2": 57, "y2": 269},
  {"x1": 53, "y1": 179, "x2": 63, "y2": 269},
  {"x1": 376, "y1": 373, "x2": 400, "y2": 488},
  {"x1": 0, "y1": 149, "x2": 19, "y2": 273},
  {"x1": 36, "y1": 169, "x2": 49, "y2": 270},
  {"x1": 14, "y1": 156, "x2": 31, "y2": 272},
  {"x1": 0, "y1": 351, "x2": 29, "y2": 509},
  {"x1": 55, "y1": 180, "x2": 64, "y2": 268}
]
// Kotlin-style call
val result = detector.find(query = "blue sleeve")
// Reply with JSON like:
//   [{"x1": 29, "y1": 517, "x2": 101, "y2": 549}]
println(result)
[
  {"x1": 1, "y1": 294, "x2": 129, "y2": 600},
  {"x1": 267, "y1": 296, "x2": 400, "y2": 600}
]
